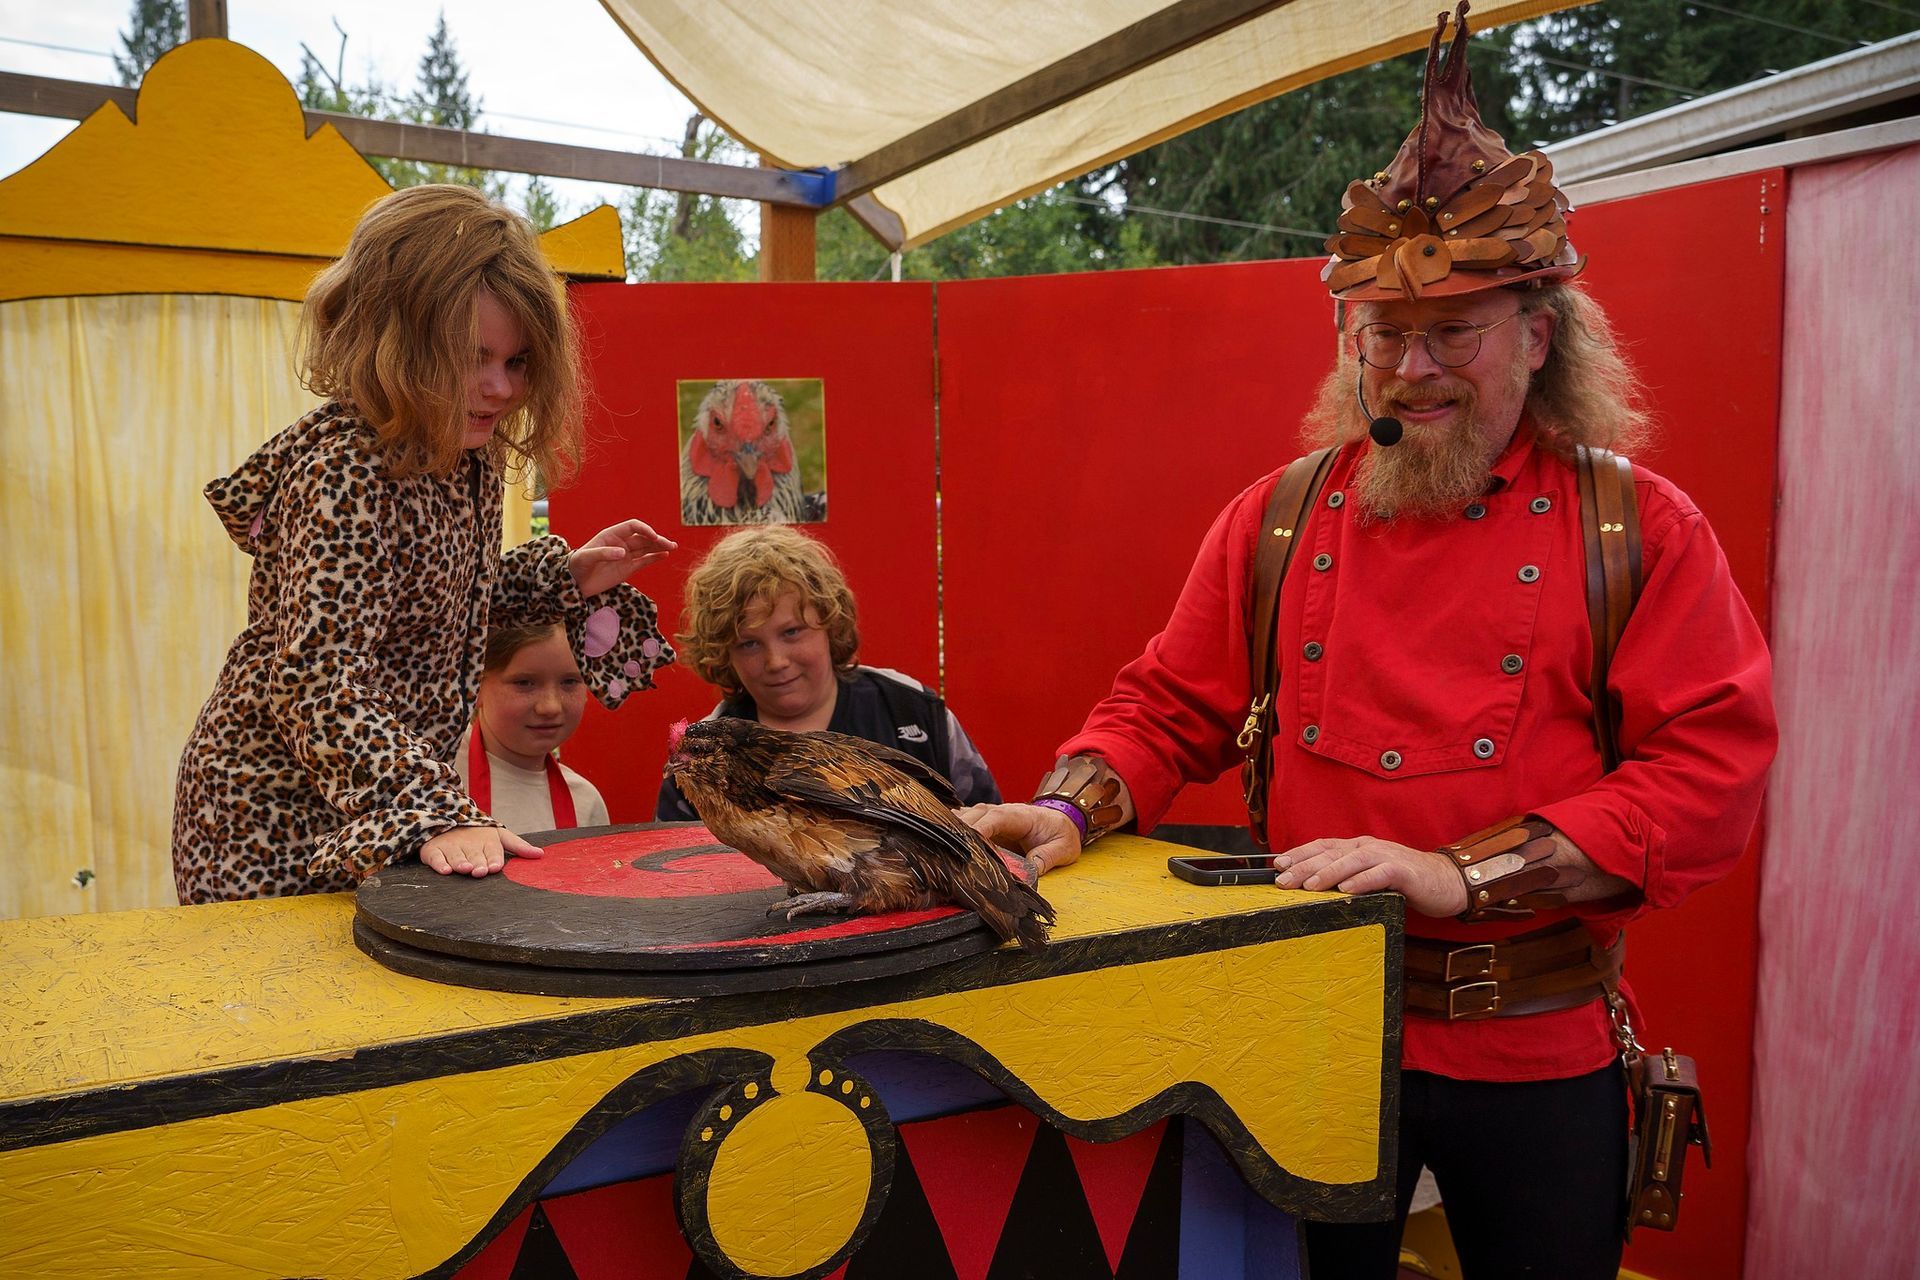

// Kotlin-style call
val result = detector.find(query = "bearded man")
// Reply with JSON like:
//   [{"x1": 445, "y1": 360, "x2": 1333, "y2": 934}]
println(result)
[{"x1": 964, "y1": 5, "x2": 1776, "y2": 1277}]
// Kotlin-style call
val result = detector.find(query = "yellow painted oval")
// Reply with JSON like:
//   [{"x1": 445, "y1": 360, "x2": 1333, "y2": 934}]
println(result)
[{"x1": 706, "y1": 1092, "x2": 872, "y2": 1275}]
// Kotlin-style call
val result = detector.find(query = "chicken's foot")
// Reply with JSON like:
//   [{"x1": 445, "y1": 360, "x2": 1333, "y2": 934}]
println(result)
[{"x1": 769, "y1": 891, "x2": 857, "y2": 920}]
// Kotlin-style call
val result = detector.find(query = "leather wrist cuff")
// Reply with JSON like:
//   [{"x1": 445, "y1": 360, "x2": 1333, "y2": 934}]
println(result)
[
  {"x1": 1438, "y1": 815, "x2": 1563, "y2": 921},
  {"x1": 1032, "y1": 755, "x2": 1126, "y2": 848}
]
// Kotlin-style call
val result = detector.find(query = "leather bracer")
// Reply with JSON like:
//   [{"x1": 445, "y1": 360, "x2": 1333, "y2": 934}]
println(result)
[
  {"x1": 1439, "y1": 816, "x2": 1565, "y2": 921},
  {"x1": 1032, "y1": 755, "x2": 1127, "y2": 848}
]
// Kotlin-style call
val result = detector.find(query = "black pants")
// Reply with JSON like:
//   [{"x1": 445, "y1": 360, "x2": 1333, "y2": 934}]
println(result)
[{"x1": 1303, "y1": 1062, "x2": 1627, "y2": 1280}]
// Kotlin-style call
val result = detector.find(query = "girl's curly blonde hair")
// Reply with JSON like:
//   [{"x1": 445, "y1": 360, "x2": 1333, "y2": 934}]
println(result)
[
  {"x1": 678, "y1": 527, "x2": 860, "y2": 695},
  {"x1": 298, "y1": 184, "x2": 583, "y2": 482}
]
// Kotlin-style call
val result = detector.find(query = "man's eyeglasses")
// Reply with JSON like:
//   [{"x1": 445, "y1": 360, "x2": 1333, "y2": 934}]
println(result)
[{"x1": 1353, "y1": 310, "x2": 1521, "y2": 370}]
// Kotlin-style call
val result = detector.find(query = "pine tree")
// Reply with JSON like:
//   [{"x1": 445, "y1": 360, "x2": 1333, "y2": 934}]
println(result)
[
  {"x1": 113, "y1": 0, "x2": 184, "y2": 87},
  {"x1": 405, "y1": 13, "x2": 501, "y2": 194},
  {"x1": 522, "y1": 176, "x2": 564, "y2": 233},
  {"x1": 294, "y1": 17, "x2": 506, "y2": 196},
  {"x1": 415, "y1": 13, "x2": 482, "y2": 131}
]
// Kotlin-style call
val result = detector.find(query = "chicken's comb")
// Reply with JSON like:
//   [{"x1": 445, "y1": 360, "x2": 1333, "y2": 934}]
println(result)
[{"x1": 667, "y1": 718, "x2": 691, "y2": 752}]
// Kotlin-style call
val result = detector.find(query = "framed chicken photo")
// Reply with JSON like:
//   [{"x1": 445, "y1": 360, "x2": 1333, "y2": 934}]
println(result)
[{"x1": 676, "y1": 377, "x2": 828, "y2": 525}]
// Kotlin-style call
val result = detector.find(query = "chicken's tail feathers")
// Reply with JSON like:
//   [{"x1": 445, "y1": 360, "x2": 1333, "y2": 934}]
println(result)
[{"x1": 955, "y1": 871, "x2": 1055, "y2": 954}]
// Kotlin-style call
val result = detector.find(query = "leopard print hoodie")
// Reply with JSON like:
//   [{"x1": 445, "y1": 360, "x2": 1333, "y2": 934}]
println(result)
[{"x1": 171, "y1": 403, "x2": 672, "y2": 903}]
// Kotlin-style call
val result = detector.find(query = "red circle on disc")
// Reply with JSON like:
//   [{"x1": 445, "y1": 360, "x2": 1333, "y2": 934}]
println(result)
[{"x1": 505, "y1": 828, "x2": 779, "y2": 898}]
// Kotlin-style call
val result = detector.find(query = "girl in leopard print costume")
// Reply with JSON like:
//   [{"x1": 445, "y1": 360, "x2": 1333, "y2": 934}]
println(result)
[{"x1": 172, "y1": 185, "x2": 675, "y2": 903}]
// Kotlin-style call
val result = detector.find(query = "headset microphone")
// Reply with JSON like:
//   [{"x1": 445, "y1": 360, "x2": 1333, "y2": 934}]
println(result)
[{"x1": 1355, "y1": 366, "x2": 1404, "y2": 447}]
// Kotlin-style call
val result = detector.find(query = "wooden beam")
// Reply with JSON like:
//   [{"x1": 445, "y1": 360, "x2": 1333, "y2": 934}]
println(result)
[
  {"x1": 845, "y1": 195, "x2": 905, "y2": 252},
  {"x1": 0, "y1": 71, "x2": 135, "y2": 120},
  {"x1": 187, "y1": 0, "x2": 229, "y2": 40},
  {"x1": 832, "y1": 0, "x2": 1293, "y2": 201},
  {"x1": 0, "y1": 70, "x2": 831, "y2": 206}
]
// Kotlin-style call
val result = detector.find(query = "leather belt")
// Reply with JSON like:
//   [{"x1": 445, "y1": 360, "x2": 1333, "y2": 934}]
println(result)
[{"x1": 1403, "y1": 919, "x2": 1623, "y2": 1020}]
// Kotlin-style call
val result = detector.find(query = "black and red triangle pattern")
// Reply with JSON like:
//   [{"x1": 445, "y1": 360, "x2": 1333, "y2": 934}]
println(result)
[{"x1": 454, "y1": 1106, "x2": 1182, "y2": 1280}]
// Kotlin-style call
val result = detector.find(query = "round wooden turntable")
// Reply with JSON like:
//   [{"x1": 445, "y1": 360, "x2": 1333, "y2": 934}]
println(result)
[{"x1": 353, "y1": 823, "x2": 1003, "y2": 996}]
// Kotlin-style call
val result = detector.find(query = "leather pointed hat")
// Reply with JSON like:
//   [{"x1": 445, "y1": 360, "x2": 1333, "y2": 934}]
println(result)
[{"x1": 1323, "y1": 0, "x2": 1583, "y2": 301}]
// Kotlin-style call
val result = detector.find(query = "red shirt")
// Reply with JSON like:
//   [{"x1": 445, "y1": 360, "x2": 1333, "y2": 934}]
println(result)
[{"x1": 1063, "y1": 425, "x2": 1776, "y2": 1081}]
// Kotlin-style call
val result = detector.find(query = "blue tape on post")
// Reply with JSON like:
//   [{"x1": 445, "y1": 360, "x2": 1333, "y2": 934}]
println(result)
[{"x1": 779, "y1": 167, "x2": 837, "y2": 207}]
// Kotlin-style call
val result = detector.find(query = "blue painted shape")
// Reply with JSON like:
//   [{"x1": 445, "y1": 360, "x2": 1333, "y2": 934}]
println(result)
[
  {"x1": 780, "y1": 167, "x2": 837, "y2": 207},
  {"x1": 1180, "y1": 1120, "x2": 1302, "y2": 1280},
  {"x1": 540, "y1": 1051, "x2": 1005, "y2": 1197},
  {"x1": 537, "y1": 1048, "x2": 1301, "y2": 1280},
  {"x1": 541, "y1": 1088, "x2": 704, "y2": 1196},
  {"x1": 843, "y1": 1049, "x2": 1007, "y2": 1122}
]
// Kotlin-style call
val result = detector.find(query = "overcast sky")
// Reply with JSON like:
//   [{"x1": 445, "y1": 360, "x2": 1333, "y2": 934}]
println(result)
[{"x1": 0, "y1": 0, "x2": 713, "y2": 225}]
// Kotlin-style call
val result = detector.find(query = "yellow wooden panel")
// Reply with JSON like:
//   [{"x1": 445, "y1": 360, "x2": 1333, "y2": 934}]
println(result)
[
  {"x1": 0, "y1": 236, "x2": 332, "y2": 304},
  {"x1": 0, "y1": 926, "x2": 1383, "y2": 1279},
  {"x1": 0, "y1": 38, "x2": 624, "y2": 301},
  {"x1": 706, "y1": 1091, "x2": 873, "y2": 1274},
  {"x1": 0, "y1": 41, "x2": 388, "y2": 259},
  {"x1": 0, "y1": 836, "x2": 1343, "y2": 1103},
  {"x1": 537, "y1": 203, "x2": 627, "y2": 281}
]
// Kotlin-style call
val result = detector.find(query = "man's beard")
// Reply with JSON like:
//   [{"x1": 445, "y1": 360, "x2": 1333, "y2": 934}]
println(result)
[{"x1": 1305, "y1": 358, "x2": 1531, "y2": 521}]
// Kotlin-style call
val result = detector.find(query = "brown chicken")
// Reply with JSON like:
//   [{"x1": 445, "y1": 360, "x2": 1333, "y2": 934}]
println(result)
[{"x1": 665, "y1": 718, "x2": 1054, "y2": 952}]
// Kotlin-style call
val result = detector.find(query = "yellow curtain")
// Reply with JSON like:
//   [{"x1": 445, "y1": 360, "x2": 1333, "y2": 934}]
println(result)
[{"x1": 0, "y1": 295, "x2": 308, "y2": 918}]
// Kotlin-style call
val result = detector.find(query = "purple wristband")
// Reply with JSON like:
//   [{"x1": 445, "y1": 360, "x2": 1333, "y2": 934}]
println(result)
[{"x1": 1032, "y1": 797, "x2": 1089, "y2": 842}]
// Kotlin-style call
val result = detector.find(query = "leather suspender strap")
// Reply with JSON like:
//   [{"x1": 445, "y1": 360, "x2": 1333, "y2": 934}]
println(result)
[
  {"x1": 1575, "y1": 445, "x2": 1644, "y2": 772},
  {"x1": 1240, "y1": 446, "x2": 1338, "y2": 849}
]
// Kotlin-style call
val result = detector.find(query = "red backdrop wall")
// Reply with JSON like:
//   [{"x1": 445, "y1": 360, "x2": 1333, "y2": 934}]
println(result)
[
  {"x1": 552, "y1": 282, "x2": 938, "y2": 823},
  {"x1": 934, "y1": 172, "x2": 1781, "y2": 1280},
  {"x1": 553, "y1": 170, "x2": 1782, "y2": 1280}
]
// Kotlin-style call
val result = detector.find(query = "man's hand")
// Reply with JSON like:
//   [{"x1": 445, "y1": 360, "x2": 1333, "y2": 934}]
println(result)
[
  {"x1": 568, "y1": 519, "x2": 677, "y2": 598},
  {"x1": 958, "y1": 802, "x2": 1083, "y2": 880},
  {"x1": 1275, "y1": 835, "x2": 1468, "y2": 918},
  {"x1": 420, "y1": 825, "x2": 544, "y2": 878}
]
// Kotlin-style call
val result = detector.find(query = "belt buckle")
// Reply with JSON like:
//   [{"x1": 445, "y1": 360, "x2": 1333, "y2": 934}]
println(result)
[
  {"x1": 1444, "y1": 943, "x2": 1496, "y2": 982},
  {"x1": 1447, "y1": 981, "x2": 1502, "y2": 1019}
]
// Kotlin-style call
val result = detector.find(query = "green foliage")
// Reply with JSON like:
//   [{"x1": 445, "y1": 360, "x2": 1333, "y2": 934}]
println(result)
[
  {"x1": 294, "y1": 18, "x2": 503, "y2": 197},
  {"x1": 522, "y1": 176, "x2": 564, "y2": 232},
  {"x1": 811, "y1": 185, "x2": 1157, "y2": 283},
  {"x1": 415, "y1": 14, "x2": 480, "y2": 131},
  {"x1": 621, "y1": 117, "x2": 757, "y2": 282},
  {"x1": 400, "y1": 14, "x2": 500, "y2": 194},
  {"x1": 1502, "y1": 0, "x2": 1914, "y2": 144},
  {"x1": 113, "y1": 0, "x2": 183, "y2": 87},
  {"x1": 1112, "y1": 0, "x2": 1915, "y2": 267}
]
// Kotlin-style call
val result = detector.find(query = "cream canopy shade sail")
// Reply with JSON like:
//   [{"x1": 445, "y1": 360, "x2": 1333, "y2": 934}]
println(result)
[{"x1": 598, "y1": 0, "x2": 1588, "y2": 249}]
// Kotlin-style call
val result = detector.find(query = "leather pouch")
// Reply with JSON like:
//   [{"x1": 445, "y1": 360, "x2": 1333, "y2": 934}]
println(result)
[{"x1": 1624, "y1": 1048, "x2": 1712, "y2": 1238}]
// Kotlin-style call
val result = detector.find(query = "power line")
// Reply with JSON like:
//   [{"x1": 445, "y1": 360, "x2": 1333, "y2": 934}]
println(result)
[
  {"x1": 0, "y1": 35, "x2": 114, "y2": 59},
  {"x1": 1523, "y1": 49, "x2": 1701, "y2": 98},
  {"x1": 303, "y1": 80, "x2": 692, "y2": 152},
  {"x1": 2, "y1": 34, "x2": 695, "y2": 154},
  {"x1": 1684, "y1": 1, "x2": 1871, "y2": 48},
  {"x1": 1056, "y1": 193, "x2": 1329, "y2": 241}
]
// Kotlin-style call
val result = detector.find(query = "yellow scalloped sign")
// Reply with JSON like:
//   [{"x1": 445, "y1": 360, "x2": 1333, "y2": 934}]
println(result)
[{"x1": 0, "y1": 38, "x2": 624, "y2": 301}]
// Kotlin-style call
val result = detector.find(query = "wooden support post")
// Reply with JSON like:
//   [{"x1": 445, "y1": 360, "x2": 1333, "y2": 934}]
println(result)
[
  {"x1": 759, "y1": 158, "x2": 817, "y2": 281},
  {"x1": 187, "y1": 0, "x2": 229, "y2": 40},
  {"x1": 759, "y1": 201, "x2": 818, "y2": 282}
]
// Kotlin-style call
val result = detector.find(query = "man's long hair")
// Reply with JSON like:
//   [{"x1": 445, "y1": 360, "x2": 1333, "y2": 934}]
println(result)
[{"x1": 1303, "y1": 283, "x2": 1655, "y2": 458}]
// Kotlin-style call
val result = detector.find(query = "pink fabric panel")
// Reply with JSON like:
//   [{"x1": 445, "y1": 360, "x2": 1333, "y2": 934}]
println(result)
[{"x1": 1747, "y1": 144, "x2": 1920, "y2": 1279}]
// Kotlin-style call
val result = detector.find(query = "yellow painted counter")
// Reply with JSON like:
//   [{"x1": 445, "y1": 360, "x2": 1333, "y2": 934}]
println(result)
[{"x1": 0, "y1": 835, "x2": 1402, "y2": 1279}]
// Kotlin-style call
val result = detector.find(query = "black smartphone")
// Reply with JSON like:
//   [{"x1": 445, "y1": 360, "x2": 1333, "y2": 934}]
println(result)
[{"x1": 1167, "y1": 854, "x2": 1279, "y2": 886}]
